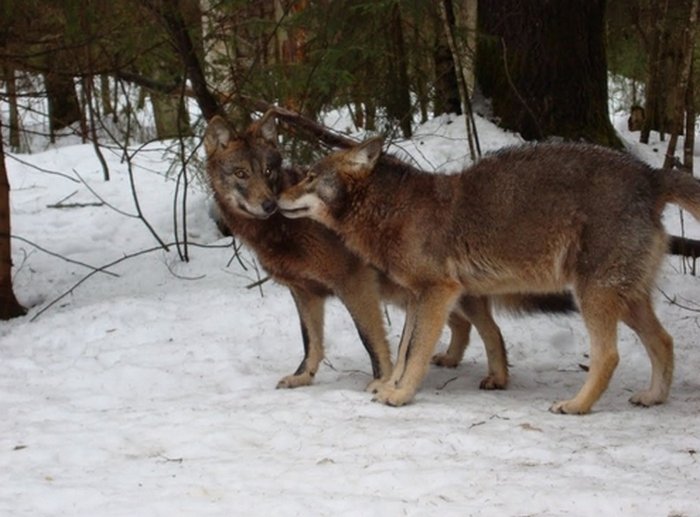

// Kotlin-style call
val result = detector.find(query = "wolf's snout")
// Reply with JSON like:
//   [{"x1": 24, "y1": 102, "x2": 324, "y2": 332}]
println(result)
[{"x1": 262, "y1": 199, "x2": 277, "y2": 214}]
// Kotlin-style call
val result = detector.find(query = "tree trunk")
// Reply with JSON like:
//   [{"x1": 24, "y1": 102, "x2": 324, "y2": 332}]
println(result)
[
  {"x1": 439, "y1": 0, "x2": 480, "y2": 159},
  {"x1": 44, "y1": 71, "x2": 82, "y2": 136},
  {"x1": 433, "y1": 37, "x2": 462, "y2": 116},
  {"x1": 386, "y1": 3, "x2": 412, "y2": 138},
  {"x1": 151, "y1": 91, "x2": 191, "y2": 140},
  {"x1": 683, "y1": 63, "x2": 695, "y2": 171},
  {"x1": 451, "y1": 0, "x2": 477, "y2": 95},
  {"x1": 0, "y1": 122, "x2": 26, "y2": 319},
  {"x1": 640, "y1": 0, "x2": 669, "y2": 143},
  {"x1": 100, "y1": 74, "x2": 115, "y2": 121},
  {"x1": 475, "y1": 0, "x2": 620, "y2": 147},
  {"x1": 155, "y1": 1, "x2": 222, "y2": 122},
  {"x1": 4, "y1": 66, "x2": 21, "y2": 152},
  {"x1": 662, "y1": 0, "x2": 698, "y2": 169}
]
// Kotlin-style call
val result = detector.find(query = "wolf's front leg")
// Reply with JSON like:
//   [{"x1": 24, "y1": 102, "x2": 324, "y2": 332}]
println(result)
[
  {"x1": 374, "y1": 284, "x2": 461, "y2": 406},
  {"x1": 277, "y1": 287, "x2": 326, "y2": 389}
]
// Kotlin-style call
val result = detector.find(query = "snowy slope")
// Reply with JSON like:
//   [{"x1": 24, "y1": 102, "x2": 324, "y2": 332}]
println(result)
[{"x1": 1, "y1": 113, "x2": 699, "y2": 516}]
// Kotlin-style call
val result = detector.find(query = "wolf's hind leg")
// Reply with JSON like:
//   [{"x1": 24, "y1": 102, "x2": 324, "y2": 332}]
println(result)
[
  {"x1": 431, "y1": 310, "x2": 471, "y2": 368},
  {"x1": 455, "y1": 296, "x2": 509, "y2": 390},
  {"x1": 335, "y1": 269, "x2": 394, "y2": 392},
  {"x1": 622, "y1": 296, "x2": 674, "y2": 407},
  {"x1": 277, "y1": 287, "x2": 326, "y2": 389},
  {"x1": 550, "y1": 289, "x2": 620, "y2": 414}
]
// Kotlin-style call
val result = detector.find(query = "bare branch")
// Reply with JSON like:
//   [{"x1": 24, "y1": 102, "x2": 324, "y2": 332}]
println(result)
[
  {"x1": 10, "y1": 234, "x2": 118, "y2": 277},
  {"x1": 5, "y1": 154, "x2": 80, "y2": 183},
  {"x1": 29, "y1": 240, "x2": 233, "y2": 322},
  {"x1": 657, "y1": 287, "x2": 700, "y2": 313},
  {"x1": 72, "y1": 168, "x2": 134, "y2": 217}
]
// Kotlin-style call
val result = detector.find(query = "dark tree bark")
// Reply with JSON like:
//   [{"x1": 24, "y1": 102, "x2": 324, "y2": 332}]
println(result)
[
  {"x1": 386, "y1": 3, "x2": 412, "y2": 138},
  {"x1": 433, "y1": 0, "x2": 477, "y2": 118},
  {"x1": 640, "y1": 0, "x2": 670, "y2": 143},
  {"x1": 475, "y1": 0, "x2": 620, "y2": 147},
  {"x1": 44, "y1": 71, "x2": 82, "y2": 136},
  {"x1": 683, "y1": 64, "x2": 695, "y2": 171},
  {"x1": 0, "y1": 122, "x2": 26, "y2": 319},
  {"x1": 639, "y1": 0, "x2": 695, "y2": 143},
  {"x1": 662, "y1": 0, "x2": 698, "y2": 170},
  {"x1": 3, "y1": 66, "x2": 21, "y2": 151},
  {"x1": 433, "y1": 40, "x2": 462, "y2": 116}
]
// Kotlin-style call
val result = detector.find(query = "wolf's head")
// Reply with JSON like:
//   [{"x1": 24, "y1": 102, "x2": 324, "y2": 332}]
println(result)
[
  {"x1": 204, "y1": 112, "x2": 282, "y2": 219},
  {"x1": 278, "y1": 137, "x2": 383, "y2": 225}
]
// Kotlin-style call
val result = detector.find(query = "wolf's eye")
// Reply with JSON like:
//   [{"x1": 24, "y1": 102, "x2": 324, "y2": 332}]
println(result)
[
  {"x1": 264, "y1": 167, "x2": 273, "y2": 177},
  {"x1": 305, "y1": 172, "x2": 317, "y2": 182},
  {"x1": 233, "y1": 168, "x2": 248, "y2": 179}
]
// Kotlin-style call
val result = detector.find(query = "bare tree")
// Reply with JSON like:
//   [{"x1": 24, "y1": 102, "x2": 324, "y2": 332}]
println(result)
[
  {"x1": 438, "y1": 0, "x2": 480, "y2": 160},
  {"x1": 0, "y1": 121, "x2": 25, "y2": 319},
  {"x1": 662, "y1": 0, "x2": 698, "y2": 170}
]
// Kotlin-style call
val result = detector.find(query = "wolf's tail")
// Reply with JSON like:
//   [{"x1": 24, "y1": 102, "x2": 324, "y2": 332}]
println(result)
[
  {"x1": 659, "y1": 168, "x2": 700, "y2": 220},
  {"x1": 493, "y1": 293, "x2": 578, "y2": 315}
]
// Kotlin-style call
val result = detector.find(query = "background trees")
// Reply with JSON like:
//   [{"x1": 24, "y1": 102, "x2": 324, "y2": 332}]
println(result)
[
  {"x1": 608, "y1": 0, "x2": 699, "y2": 170},
  {"x1": 3, "y1": 0, "x2": 696, "y2": 146}
]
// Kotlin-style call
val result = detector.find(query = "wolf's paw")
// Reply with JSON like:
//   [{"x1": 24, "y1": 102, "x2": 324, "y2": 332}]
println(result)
[
  {"x1": 372, "y1": 384, "x2": 415, "y2": 407},
  {"x1": 365, "y1": 378, "x2": 391, "y2": 393},
  {"x1": 276, "y1": 372, "x2": 313, "y2": 389},
  {"x1": 479, "y1": 374, "x2": 508, "y2": 390},
  {"x1": 629, "y1": 389, "x2": 667, "y2": 407},
  {"x1": 431, "y1": 353, "x2": 460, "y2": 368},
  {"x1": 549, "y1": 399, "x2": 591, "y2": 415}
]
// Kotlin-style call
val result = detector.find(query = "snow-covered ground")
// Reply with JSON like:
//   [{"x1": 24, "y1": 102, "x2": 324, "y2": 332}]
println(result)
[{"x1": 1, "y1": 109, "x2": 700, "y2": 516}]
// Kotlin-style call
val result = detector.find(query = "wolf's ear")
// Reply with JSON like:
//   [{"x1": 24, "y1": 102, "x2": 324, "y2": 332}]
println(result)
[
  {"x1": 345, "y1": 137, "x2": 383, "y2": 175},
  {"x1": 204, "y1": 116, "x2": 232, "y2": 156},
  {"x1": 250, "y1": 110, "x2": 278, "y2": 146}
]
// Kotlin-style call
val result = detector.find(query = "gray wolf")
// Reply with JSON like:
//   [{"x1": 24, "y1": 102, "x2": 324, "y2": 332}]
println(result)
[
  {"x1": 278, "y1": 138, "x2": 700, "y2": 413},
  {"x1": 204, "y1": 113, "x2": 574, "y2": 391}
]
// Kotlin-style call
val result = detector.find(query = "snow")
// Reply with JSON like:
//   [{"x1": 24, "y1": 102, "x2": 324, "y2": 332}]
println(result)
[{"x1": 2, "y1": 109, "x2": 700, "y2": 517}]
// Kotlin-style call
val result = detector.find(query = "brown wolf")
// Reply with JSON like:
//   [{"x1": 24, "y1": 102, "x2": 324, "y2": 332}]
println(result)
[
  {"x1": 278, "y1": 138, "x2": 700, "y2": 413},
  {"x1": 204, "y1": 114, "x2": 574, "y2": 391}
]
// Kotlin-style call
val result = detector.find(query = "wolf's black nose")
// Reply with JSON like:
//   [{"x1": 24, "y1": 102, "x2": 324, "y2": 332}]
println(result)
[{"x1": 262, "y1": 199, "x2": 277, "y2": 214}]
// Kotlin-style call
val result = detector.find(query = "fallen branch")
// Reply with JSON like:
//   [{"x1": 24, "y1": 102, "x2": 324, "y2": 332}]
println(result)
[
  {"x1": 46, "y1": 190, "x2": 106, "y2": 209},
  {"x1": 248, "y1": 101, "x2": 359, "y2": 150},
  {"x1": 240, "y1": 100, "x2": 417, "y2": 171},
  {"x1": 245, "y1": 276, "x2": 270, "y2": 290},
  {"x1": 47, "y1": 202, "x2": 105, "y2": 209}
]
